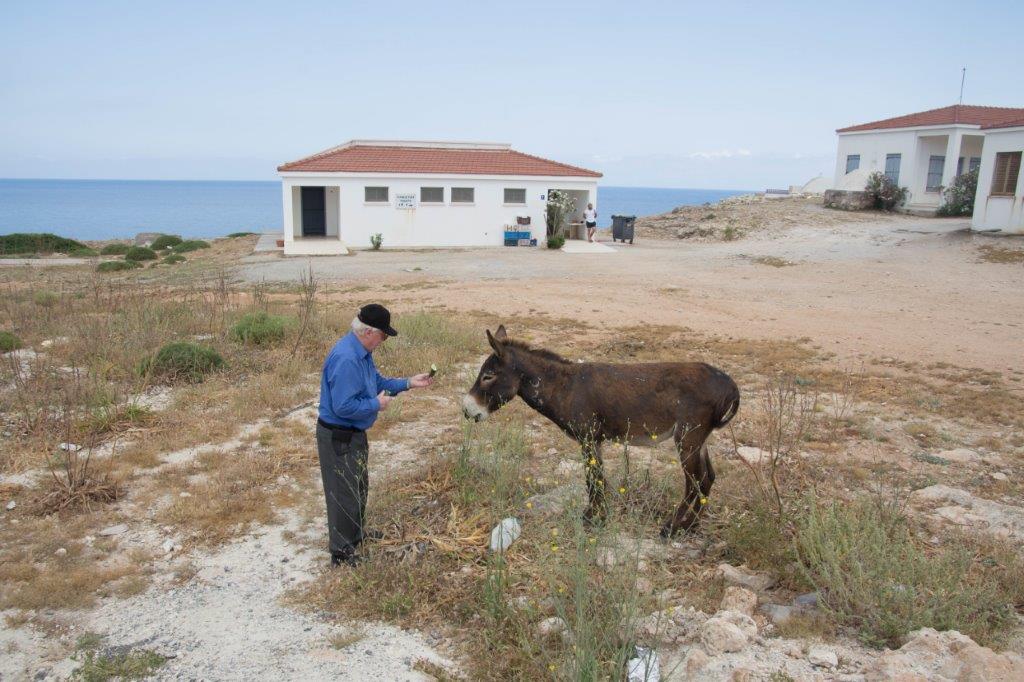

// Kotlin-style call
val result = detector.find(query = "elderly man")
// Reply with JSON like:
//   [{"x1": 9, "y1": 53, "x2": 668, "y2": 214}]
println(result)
[{"x1": 317, "y1": 303, "x2": 433, "y2": 567}]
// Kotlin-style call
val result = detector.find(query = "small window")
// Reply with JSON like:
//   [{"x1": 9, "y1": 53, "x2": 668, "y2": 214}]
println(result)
[
  {"x1": 451, "y1": 187, "x2": 474, "y2": 203},
  {"x1": 503, "y1": 188, "x2": 526, "y2": 204},
  {"x1": 421, "y1": 187, "x2": 444, "y2": 203},
  {"x1": 365, "y1": 186, "x2": 389, "y2": 203},
  {"x1": 991, "y1": 151, "x2": 1022, "y2": 196},
  {"x1": 926, "y1": 155, "x2": 944, "y2": 192},
  {"x1": 845, "y1": 155, "x2": 860, "y2": 174},
  {"x1": 884, "y1": 154, "x2": 901, "y2": 185},
  {"x1": 969, "y1": 157, "x2": 981, "y2": 173}
]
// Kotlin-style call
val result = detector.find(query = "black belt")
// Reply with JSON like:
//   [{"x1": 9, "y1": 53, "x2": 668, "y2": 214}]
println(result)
[{"x1": 317, "y1": 418, "x2": 364, "y2": 434}]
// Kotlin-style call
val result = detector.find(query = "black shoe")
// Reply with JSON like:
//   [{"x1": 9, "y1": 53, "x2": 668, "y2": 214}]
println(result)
[{"x1": 331, "y1": 551, "x2": 367, "y2": 568}]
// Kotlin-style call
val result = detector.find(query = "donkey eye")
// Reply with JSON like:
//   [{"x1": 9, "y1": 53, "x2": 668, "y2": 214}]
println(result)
[{"x1": 481, "y1": 373, "x2": 496, "y2": 383}]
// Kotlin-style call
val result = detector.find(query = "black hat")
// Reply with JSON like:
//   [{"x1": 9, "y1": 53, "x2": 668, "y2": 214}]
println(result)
[{"x1": 358, "y1": 303, "x2": 398, "y2": 336}]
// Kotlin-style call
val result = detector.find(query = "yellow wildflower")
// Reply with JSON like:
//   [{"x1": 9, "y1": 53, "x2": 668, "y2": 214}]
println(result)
[
  {"x1": 525, "y1": 501, "x2": 533, "y2": 509},
  {"x1": 699, "y1": 497, "x2": 708, "y2": 505},
  {"x1": 618, "y1": 486, "x2": 626, "y2": 494},
  {"x1": 550, "y1": 528, "x2": 558, "y2": 537},
  {"x1": 548, "y1": 663, "x2": 556, "y2": 672},
  {"x1": 551, "y1": 543, "x2": 559, "y2": 552},
  {"x1": 588, "y1": 457, "x2": 597, "y2": 467},
  {"x1": 588, "y1": 537, "x2": 596, "y2": 545}
]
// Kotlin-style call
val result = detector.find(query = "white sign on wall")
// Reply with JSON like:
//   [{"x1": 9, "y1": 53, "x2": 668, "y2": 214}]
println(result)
[{"x1": 395, "y1": 193, "x2": 416, "y2": 209}]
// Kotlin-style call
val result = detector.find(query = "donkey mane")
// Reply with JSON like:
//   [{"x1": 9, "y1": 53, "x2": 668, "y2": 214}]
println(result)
[{"x1": 503, "y1": 339, "x2": 572, "y2": 365}]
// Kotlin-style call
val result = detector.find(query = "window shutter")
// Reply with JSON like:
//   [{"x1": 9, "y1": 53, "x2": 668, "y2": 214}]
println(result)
[{"x1": 992, "y1": 152, "x2": 1022, "y2": 195}]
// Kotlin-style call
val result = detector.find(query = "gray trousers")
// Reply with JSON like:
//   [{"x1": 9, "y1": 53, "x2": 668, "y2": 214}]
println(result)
[{"x1": 316, "y1": 423, "x2": 370, "y2": 555}]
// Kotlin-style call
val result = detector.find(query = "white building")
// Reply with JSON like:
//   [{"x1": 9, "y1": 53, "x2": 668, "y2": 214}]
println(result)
[
  {"x1": 832, "y1": 105, "x2": 1024, "y2": 215},
  {"x1": 276, "y1": 140, "x2": 601, "y2": 255},
  {"x1": 972, "y1": 117, "x2": 1024, "y2": 234}
]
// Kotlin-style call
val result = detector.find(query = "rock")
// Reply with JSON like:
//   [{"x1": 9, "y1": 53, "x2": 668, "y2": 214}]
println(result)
[
  {"x1": 735, "y1": 446, "x2": 771, "y2": 465},
  {"x1": 54, "y1": 547, "x2": 67, "y2": 557},
  {"x1": 910, "y1": 485, "x2": 1024, "y2": 543},
  {"x1": 162, "y1": 539, "x2": 179, "y2": 554},
  {"x1": 684, "y1": 648, "x2": 710, "y2": 676},
  {"x1": 546, "y1": 448, "x2": 557, "y2": 456},
  {"x1": 866, "y1": 628, "x2": 1024, "y2": 681},
  {"x1": 719, "y1": 586, "x2": 757, "y2": 616},
  {"x1": 5, "y1": 500, "x2": 15, "y2": 511},
  {"x1": 635, "y1": 577, "x2": 653, "y2": 594},
  {"x1": 59, "y1": 442, "x2": 82, "y2": 452},
  {"x1": 489, "y1": 517, "x2": 521, "y2": 552},
  {"x1": 506, "y1": 596, "x2": 531, "y2": 611},
  {"x1": 555, "y1": 459, "x2": 579, "y2": 477},
  {"x1": 794, "y1": 591, "x2": 819, "y2": 608},
  {"x1": 715, "y1": 609, "x2": 757, "y2": 637},
  {"x1": 716, "y1": 563, "x2": 775, "y2": 592},
  {"x1": 934, "y1": 448, "x2": 979, "y2": 464},
  {"x1": 990, "y1": 472, "x2": 1009, "y2": 482},
  {"x1": 536, "y1": 616, "x2": 569, "y2": 640},
  {"x1": 759, "y1": 603, "x2": 797, "y2": 625},
  {"x1": 523, "y1": 483, "x2": 580, "y2": 517},
  {"x1": 808, "y1": 645, "x2": 838, "y2": 668},
  {"x1": 99, "y1": 523, "x2": 128, "y2": 537},
  {"x1": 699, "y1": 616, "x2": 749, "y2": 655},
  {"x1": 626, "y1": 646, "x2": 660, "y2": 682},
  {"x1": 179, "y1": 492, "x2": 192, "y2": 498},
  {"x1": 732, "y1": 668, "x2": 758, "y2": 682}
]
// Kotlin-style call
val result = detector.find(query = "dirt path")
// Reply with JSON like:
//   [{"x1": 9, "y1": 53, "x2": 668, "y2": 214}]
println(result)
[{"x1": 240, "y1": 214, "x2": 1024, "y2": 376}]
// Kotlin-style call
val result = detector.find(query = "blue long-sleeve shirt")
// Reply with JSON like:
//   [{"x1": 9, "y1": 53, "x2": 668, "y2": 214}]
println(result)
[{"x1": 318, "y1": 332, "x2": 409, "y2": 430}]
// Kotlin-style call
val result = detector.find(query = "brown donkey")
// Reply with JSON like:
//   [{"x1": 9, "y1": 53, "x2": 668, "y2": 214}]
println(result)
[{"x1": 462, "y1": 326, "x2": 740, "y2": 536}]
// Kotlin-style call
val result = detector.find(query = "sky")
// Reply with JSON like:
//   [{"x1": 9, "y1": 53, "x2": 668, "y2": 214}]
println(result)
[{"x1": 1, "y1": 0, "x2": 1022, "y2": 189}]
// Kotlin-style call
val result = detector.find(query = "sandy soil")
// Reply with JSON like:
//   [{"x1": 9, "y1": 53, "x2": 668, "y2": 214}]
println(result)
[{"x1": 240, "y1": 206, "x2": 1024, "y2": 377}]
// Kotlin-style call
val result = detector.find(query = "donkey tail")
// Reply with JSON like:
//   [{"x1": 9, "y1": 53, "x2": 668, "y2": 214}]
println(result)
[{"x1": 710, "y1": 376, "x2": 740, "y2": 430}]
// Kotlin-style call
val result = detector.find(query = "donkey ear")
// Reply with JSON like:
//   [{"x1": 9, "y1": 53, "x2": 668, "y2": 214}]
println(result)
[
  {"x1": 494, "y1": 325, "x2": 508, "y2": 341},
  {"x1": 486, "y1": 329, "x2": 506, "y2": 359}
]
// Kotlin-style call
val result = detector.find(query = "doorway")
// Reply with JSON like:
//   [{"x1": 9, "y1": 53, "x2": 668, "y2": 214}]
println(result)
[{"x1": 300, "y1": 187, "x2": 326, "y2": 236}]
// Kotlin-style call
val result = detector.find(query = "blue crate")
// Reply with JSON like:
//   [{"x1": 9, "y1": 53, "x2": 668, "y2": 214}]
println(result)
[{"x1": 504, "y1": 230, "x2": 531, "y2": 240}]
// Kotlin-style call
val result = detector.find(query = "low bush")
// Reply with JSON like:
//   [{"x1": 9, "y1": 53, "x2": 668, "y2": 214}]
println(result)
[
  {"x1": 227, "y1": 231, "x2": 256, "y2": 238},
  {"x1": 547, "y1": 235, "x2": 565, "y2": 250},
  {"x1": 96, "y1": 260, "x2": 142, "y2": 273},
  {"x1": 938, "y1": 168, "x2": 978, "y2": 216},
  {"x1": 0, "y1": 331, "x2": 21, "y2": 352},
  {"x1": 99, "y1": 243, "x2": 130, "y2": 255},
  {"x1": 138, "y1": 342, "x2": 224, "y2": 382},
  {"x1": 67, "y1": 246, "x2": 98, "y2": 257},
  {"x1": 0, "y1": 233, "x2": 89, "y2": 255},
  {"x1": 162, "y1": 253, "x2": 186, "y2": 265},
  {"x1": 172, "y1": 239, "x2": 210, "y2": 253},
  {"x1": 865, "y1": 172, "x2": 908, "y2": 211},
  {"x1": 123, "y1": 246, "x2": 157, "y2": 261},
  {"x1": 229, "y1": 311, "x2": 289, "y2": 346},
  {"x1": 33, "y1": 291, "x2": 59, "y2": 308},
  {"x1": 370, "y1": 233, "x2": 383, "y2": 250},
  {"x1": 796, "y1": 496, "x2": 1020, "y2": 648},
  {"x1": 150, "y1": 234, "x2": 183, "y2": 250}
]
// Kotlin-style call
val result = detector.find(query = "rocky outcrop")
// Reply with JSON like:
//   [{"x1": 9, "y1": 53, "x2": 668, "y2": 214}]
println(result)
[
  {"x1": 866, "y1": 628, "x2": 1024, "y2": 681},
  {"x1": 824, "y1": 189, "x2": 873, "y2": 211},
  {"x1": 910, "y1": 485, "x2": 1024, "y2": 544}
]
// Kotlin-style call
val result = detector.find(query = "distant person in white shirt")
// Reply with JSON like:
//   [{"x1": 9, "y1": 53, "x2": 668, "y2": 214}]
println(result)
[{"x1": 584, "y1": 203, "x2": 598, "y2": 242}]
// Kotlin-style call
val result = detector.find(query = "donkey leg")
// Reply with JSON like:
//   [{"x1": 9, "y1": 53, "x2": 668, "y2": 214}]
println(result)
[
  {"x1": 582, "y1": 441, "x2": 608, "y2": 524},
  {"x1": 661, "y1": 425, "x2": 711, "y2": 538}
]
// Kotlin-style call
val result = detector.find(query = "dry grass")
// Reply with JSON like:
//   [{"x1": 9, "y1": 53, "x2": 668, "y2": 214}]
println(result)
[
  {"x1": 750, "y1": 255, "x2": 796, "y2": 268},
  {"x1": 977, "y1": 244, "x2": 1024, "y2": 264}
]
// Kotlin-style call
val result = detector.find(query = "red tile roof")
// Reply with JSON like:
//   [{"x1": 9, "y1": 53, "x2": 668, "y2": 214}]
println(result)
[
  {"x1": 278, "y1": 142, "x2": 602, "y2": 177},
  {"x1": 837, "y1": 105, "x2": 1024, "y2": 133},
  {"x1": 983, "y1": 116, "x2": 1024, "y2": 130}
]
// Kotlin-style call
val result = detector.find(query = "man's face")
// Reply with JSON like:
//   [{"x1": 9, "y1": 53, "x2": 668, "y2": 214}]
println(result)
[{"x1": 363, "y1": 327, "x2": 388, "y2": 352}]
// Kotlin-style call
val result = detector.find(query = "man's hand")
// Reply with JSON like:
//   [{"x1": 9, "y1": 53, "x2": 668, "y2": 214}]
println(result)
[
  {"x1": 377, "y1": 390, "x2": 394, "y2": 410},
  {"x1": 409, "y1": 373, "x2": 434, "y2": 389}
]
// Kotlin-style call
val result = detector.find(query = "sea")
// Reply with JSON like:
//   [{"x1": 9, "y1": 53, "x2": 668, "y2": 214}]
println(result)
[{"x1": 0, "y1": 179, "x2": 752, "y2": 240}]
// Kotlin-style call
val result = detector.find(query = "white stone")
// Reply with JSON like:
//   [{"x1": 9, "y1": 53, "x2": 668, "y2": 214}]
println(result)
[
  {"x1": 716, "y1": 563, "x2": 775, "y2": 592},
  {"x1": 99, "y1": 523, "x2": 128, "y2": 536},
  {"x1": 626, "y1": 646, "x2": 660, "y2": 682},
  {"x1": 162, "y1": 539, "x2": 179, "y2": 554},
  {"x1": 990, "y1": 472, "x2": 1008, "y2": 482},
  {"x1": 489, "y1": 517, "x2": 521, "y2": 552},
  {"x1": 5, "y1": 500, "x2": 15, "y2": 511},
  {"x1": 54, "y1": 547, "x2": 67, "y2": 557},
  {"x1": 808, "y1": 645, "x2": 838, "y2": 668},
  {"x1": 699, "y1": 616, "x2": 748, "y2": 655},
  {"x1": 735, "y1": 446, "x2": 771, "y2": 465},
  {"x1": 179, "y1": 492, "x2": 192, "y2": 498},
  {"x1": 719, "y1": 586, "x2": 757, "y2": 616},
  {"x1": 536, "y1": 616, "x2": 568, "y2": 639},
  {"x1": 59, "y1": 442, "x2": 82, "y2": 452}
]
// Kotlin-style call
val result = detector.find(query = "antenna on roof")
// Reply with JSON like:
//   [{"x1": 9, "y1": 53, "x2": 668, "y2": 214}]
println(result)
[{"x1": 958, "y1": 67, "x2": 966, "y2": 107}]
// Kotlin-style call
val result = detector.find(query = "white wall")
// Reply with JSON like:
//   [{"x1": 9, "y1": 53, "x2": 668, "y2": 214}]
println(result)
[
  {"x1": 912, "y1": 135, "x2": 948, "y2": 207},
  {"x1": 972, "y1": 127, "x2": 1024, "y2": 234},
  {"x1": 834, "y1": 129, "x2": 919, "y2": 192},
  {"x1": 280, "y1": 172, "x2": 597, "y2": 247}
]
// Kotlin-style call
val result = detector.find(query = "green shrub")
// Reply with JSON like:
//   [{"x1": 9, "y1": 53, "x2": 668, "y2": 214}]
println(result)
[
  {"x1": 96, "y1": 260, "x2": 142, "y2": 273},
  {"x1": 0, "y1": 233, "x2": 90, "y2": 256},
  {"x1": 227, "y1": 232, "x2": 256, "y2": 238},
  {"x1": 138, "y1": 342, "x2": 224, "y2": 382},
  {"x1": 0, "y1": 331, "x2": 21, "y2": 352},
  {"x1": 864, "y1": 172, "x2": 909, "y2": 211},
  {"x1": 547, "y1": 235, "x2": 565, "y2": 249},
  {"x1": 67, "y1": 246, "x2": 98, "y2": 257},
  {"x1": 938, "y1": 168, "x2": 979, "y2": 217},
  {"x1": 162, "y1": 254, "x2": 186, "y2": 265},
  {"x1": 124, "y1": 246, "x2": 157, "y2": 261},
  {"x1": 33, "y1": 291, "x2": 59, "y2": 308},
  {"x1": 370, "y1": 233, "x2": 383, "y2": 250},
  {"x1": 230, "y1": 311, "x2": 289, "y2": 345},
  {"x1": 99, "y1": 243, "x2": 130, "y2": 255},
  {"x1": 150, "y1": 234, "x2": 183, "y2": 250},
  {"x1": 172, "y1": 240, "x2": 210, "y2": 253},
  {"x1": 796, "y1": 496, "x2": 1019, "y2": 648}
]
